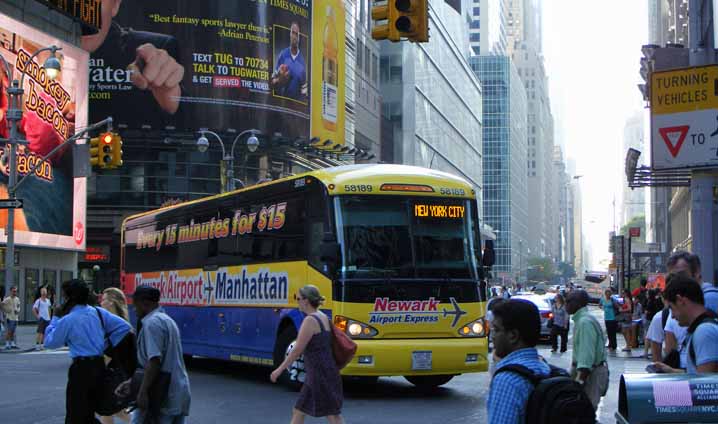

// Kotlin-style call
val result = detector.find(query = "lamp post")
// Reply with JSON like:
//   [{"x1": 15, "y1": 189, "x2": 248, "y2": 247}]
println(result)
[
  {"x1": 0, "y1": 45, "x2": 62, "y2": 292},
  {"x1": 197, "y1": 129, "x2": 261, "y2": 192}
]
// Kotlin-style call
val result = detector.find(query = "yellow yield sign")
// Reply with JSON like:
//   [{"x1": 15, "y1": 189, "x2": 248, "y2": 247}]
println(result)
[{"x1": 651, "y1": 65, "x2": 718, "y2": 115}]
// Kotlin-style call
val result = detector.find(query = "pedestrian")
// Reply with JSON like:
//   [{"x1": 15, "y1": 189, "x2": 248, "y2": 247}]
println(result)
[
  {"x1": 0, "y1": 286, "x2": 5, "y2": 335},
  {"x1": 565, "y1": 290, "x2": 609, "y2": 410},
  {"x1": 550, "y1": 294, "x2": 569, "y2": 353},
  {"x1": 487, "y1": 299, "x2": 550, "y2": 423},
  {"x1": 646, "y1": 291, "x2": 673, "y2": 364},
  {"x1": 619, "y1": 288, "x2": 635, "y2": 352},
  {"x1": 688, "y1": 253, "x2": 718, "y2": 315},
  {"x1": 599, "y1": 288, "x2": 619, "y2": 353},
  {"x1": 99, "y1": 287, "x2": 132, "y2": 424},
  {"x1": 2, "y1": 286, "x2": 21, "y2": 350},
  {"x1": 631, "y1": 294, "x2": 644, "y2": 356},
  {"x1": 130, "y1": 286, "x2": 191, "y2": 424},
  {"x1": 43, "y1": 279, "x2": 132, "y2": 423},
  {"x1": 661, "y1": 251, "x2": 696, "y2": 369},
  {"x1": 33, "y1": 287, "x2": 52, "y2": 350},
  {"x1": 501, "y1": 286, "x2": 511, "y2": 299},
  {"x1": 653, "y1": 272, "x2": 718, "y2": 374},
  {"x1": 271, "y1": 285, "x2": 344, "y2": 424}
]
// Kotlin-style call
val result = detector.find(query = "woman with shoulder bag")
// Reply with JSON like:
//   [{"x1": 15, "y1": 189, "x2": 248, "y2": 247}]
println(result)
[
  {"x1": 271, "y1": 285, "x2": 344, "y2": 424},
  {"x1": 550, "y1": 294, "x2": 569, "y2": 353},
  {"x1": 620, "y1": 289, "x2": 636, "y2": 352},
  {"x1": 99, "y1": 287, "x2": 134, "y2": 424}
]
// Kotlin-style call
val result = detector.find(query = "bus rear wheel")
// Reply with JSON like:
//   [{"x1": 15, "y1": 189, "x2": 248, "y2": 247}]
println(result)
[
  {"x1": 273, "y1": 325, "x2": 305, "y2": 391},
  {"x1": 405, "y1": 374, "x2": 454, "y2": 389}
]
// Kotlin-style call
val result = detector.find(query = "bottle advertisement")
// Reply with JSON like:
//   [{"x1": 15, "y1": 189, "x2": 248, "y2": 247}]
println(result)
[{"x1": 310, "y1": 0, "x2": 346, "y2": 147}]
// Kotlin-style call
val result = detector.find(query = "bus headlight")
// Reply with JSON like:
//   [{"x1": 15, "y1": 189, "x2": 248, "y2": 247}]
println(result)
[
  {"x1": 334, "y1": 315, "x2": 378, "y2": 339},
  {"x1": 458, "y1": 317, "x2": 486, "y2": 337}
]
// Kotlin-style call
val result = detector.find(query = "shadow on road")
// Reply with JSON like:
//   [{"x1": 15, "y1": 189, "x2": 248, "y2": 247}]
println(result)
[{"x1": 186, "y1": 356, "x2": 456, "y2": 399}]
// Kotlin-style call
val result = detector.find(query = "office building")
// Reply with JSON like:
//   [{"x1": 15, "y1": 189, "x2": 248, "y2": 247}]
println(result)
[
  {"x1": 470, "y1": 55, "x2": 528, "y2": 282},
  {"x1": 380, "y1": 0, "x2": 484, "y2": 204}
]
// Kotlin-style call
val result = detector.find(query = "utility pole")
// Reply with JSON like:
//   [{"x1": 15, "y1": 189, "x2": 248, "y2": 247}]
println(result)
[{"x1": 688, "y1": 0, "x2": 718, "y2": 283}]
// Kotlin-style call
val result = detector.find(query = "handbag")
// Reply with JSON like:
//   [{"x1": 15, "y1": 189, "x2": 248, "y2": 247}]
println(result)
[
  {"x1": 662, "y1": 349, "x2": 681, "y2": 369},
  {"x1": 331, "y1": 324, "x2": 357, "y2": 369},
  {"x1": 129, "y1": 368, "x2": 172, "y2": 418},
  {"x1": 94, "y1": 308, "x2": 134, "y2": 416}
]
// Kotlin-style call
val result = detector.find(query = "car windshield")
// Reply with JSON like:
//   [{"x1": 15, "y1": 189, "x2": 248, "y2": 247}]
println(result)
[{"x1": 335, "y1": 196, "x2": 478, "y2": 279}]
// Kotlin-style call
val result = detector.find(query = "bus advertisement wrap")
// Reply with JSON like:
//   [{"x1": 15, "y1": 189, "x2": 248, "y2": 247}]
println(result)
[
  {"x1": 85, "y1": 0, "x2": 321, "y2": 141},
  {"x1": 0, "y1": 14, "x2": 88, "y2": 251}
]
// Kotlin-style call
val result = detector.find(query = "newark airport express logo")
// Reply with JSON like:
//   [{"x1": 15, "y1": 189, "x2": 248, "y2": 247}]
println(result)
[{"x1": 369, "y1": 297, "x2": 467, "y2": 326}]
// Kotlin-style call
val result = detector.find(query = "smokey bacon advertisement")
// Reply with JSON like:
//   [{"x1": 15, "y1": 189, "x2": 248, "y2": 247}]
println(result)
[{"x1": 0, "y1": 16, "x2": 86, "y2": 240}]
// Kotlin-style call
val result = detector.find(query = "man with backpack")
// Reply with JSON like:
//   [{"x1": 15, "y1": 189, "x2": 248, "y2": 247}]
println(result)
[
  {"x1": 566, "y1": 289, "x2": 609, "y2": 410},
  {"x1": 653, "y1": 272, "x2": 718, "y2": 374},
  {"x1": 488, "y1": 299, "x2": 595, "y2": 423}
]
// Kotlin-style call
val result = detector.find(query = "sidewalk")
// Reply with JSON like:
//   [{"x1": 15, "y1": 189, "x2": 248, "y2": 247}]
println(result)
[{"x1": 0, "y1": 323, "x2": 48, "y2": 353}]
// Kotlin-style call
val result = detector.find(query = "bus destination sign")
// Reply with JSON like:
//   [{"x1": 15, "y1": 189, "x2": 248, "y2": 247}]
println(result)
[{"x1": 414, "y1": 204, "x2": 465, "y2": 219}]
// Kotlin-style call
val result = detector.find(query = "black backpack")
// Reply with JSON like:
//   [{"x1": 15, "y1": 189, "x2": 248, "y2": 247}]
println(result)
[
  {"x1": 687, "y1": 312, "x2": 718, "y2": 367},
  {"x1": 495, "y1": 364, "x2": 596, "y2": 424}
]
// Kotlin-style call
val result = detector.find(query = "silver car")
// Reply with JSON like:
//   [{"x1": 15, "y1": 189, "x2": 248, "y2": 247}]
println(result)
[{"x1": 512, "y1": 294, "x2": 554, "y2": 337}]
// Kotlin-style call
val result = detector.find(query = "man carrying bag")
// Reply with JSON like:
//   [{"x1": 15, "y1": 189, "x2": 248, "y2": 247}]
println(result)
[{"x1": 121, "y1": 286, "x2": 191, "y2": 424}]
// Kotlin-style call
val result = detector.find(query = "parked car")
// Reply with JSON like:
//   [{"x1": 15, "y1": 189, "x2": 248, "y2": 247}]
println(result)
[{"x1": 512, "y1": 294, "x2": 553, "y2": 338}]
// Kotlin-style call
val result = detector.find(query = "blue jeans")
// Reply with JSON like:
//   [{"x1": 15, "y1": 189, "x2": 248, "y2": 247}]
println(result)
[{"x1": 130, "y1": 410, "x2": 186, "y2": 424}]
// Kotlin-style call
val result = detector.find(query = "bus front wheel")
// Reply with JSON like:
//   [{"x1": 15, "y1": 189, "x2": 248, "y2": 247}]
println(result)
[
  {"x1": 273, "y1": 326, "x2": 305, "y2": 391},
  {"x1": 405, "y1": 374, "x2": 454, "y2": 388}
]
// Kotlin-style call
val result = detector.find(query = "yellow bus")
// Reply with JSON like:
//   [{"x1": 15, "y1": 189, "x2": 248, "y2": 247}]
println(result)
[{"x1": 121, "y1": 164, "x2": 492, "y2": 388}]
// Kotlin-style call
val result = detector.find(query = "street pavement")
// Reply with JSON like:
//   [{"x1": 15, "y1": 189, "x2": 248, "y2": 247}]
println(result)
[{"x1": 0, "y1": 307, "x2": 650, "y2": 423}]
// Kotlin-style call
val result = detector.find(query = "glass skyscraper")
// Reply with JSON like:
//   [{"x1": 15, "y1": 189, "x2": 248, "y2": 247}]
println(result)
[{"x1": 471, "y1": 56, "x2": 529, "y2": 282}]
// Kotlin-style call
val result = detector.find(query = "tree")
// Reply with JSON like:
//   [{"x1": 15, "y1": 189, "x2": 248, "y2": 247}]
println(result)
[
  {"x1": 620, "y1": 214, "x2": 646, "y2": 244},
  {"x1": 558, "y1": 262, "x2": 577, "y2": 280},
  {"x1": 527, "y1": 257, "x2": 555, "y2": 282}
]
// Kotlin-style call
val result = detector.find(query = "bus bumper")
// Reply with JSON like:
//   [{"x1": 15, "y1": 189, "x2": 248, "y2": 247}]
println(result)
[{"x1": 341, "y1": 337, "x2": 489, "y2": 376}]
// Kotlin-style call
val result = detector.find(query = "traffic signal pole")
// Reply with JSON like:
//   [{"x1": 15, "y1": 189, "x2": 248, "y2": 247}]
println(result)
[{"x1": 688, "y1": 0, "x2": 718, "y2": 284}]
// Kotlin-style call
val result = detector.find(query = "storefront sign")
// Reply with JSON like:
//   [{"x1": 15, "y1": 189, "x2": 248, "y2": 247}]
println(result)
[
  {"x1": 84, "y1": 245, "x2": 110, "y2": 263},
  {"x1": 38, "y1": 0, "x2": 101, "y2": 32}
]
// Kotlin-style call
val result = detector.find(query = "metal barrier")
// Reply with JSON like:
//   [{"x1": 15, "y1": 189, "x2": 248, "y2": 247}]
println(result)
[{"x1": 616, "y1": 373, "x2": 718, "y2": 423}]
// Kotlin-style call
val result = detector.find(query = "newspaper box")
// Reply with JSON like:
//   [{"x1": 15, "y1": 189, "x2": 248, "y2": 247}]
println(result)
[{"x1": 616, "y1": 374, "x2": 718, "y2": 423}]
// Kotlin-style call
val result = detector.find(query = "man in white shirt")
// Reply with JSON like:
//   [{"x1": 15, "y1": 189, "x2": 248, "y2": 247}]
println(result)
[
  {"x1": 2, "y1": 286, "x2": 21, "y2": 349},
  {"x1": 32, "y1": 287, "x2": 52, "y2": 350}
]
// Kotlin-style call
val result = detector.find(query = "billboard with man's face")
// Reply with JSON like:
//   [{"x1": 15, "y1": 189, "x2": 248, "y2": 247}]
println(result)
[
  {"x1": 0, "y1": 14, "x2": 88, "y2": 251},
  {"x1": 86, "y1": 0, "x2": 314, "y2": 141}
]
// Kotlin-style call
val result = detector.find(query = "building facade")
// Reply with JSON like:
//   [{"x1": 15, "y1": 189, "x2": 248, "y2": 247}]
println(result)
[
  {"x1": 380, "y1": 0, "x2": 484, "y2": 201},
  {"x1": 619, "y1": 112, "x2": 646, "y2": 229},
  {"x1": 470, "y1": 0, "x2": 509, "y2": 56},
  {"x1": 470, "y1": 55, "x2": 528, "y2": 282},
  {"x1": 511, "y1": 42, "x2": 556, "y2": 260}
]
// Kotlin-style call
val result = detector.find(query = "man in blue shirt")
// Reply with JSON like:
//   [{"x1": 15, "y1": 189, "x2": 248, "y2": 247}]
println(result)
[
  {"x1": 44, "y1": 279, "x2": 131, "y2": 423},
  {"x1": 271, "y1": 21, "x2": 307, "y2": 101},
  {"x1": 487, "y1": 299, "x2": 550, "y2": 424}
]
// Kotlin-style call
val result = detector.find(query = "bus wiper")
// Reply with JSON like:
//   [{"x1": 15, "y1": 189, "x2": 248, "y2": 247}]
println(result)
[{"x1": 352, "y1": 267, "x2": 398, "y2": 276}]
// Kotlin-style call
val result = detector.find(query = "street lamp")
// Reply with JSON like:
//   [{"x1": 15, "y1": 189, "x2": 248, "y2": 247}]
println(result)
[
  {"x1": 0, "y1": 45, "x2": 62, "y2": 293},
  {"x1": 197, "y1": 129, "x2": 261, "y2": 192}
]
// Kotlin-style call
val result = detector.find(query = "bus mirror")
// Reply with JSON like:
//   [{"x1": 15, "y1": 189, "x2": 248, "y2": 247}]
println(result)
[{"x1": 482, "y1": 240, "x2": 495, "y2": 267}]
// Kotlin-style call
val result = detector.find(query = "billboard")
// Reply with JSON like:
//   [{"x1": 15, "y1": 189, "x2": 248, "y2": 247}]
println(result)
[
  {"x1": 85, "y1": 0, "x2": 344, "y2": 144},
  {"x1": 0, "y1": 14, "x2": 88, "y2": 251}
]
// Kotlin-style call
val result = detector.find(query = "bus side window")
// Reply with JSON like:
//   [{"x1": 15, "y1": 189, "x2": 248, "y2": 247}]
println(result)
[{"x1": 305, "y1": 185, "x2": 328, "y2": 271}]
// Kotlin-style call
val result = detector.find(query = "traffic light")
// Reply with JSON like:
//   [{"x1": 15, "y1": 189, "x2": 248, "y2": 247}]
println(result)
[
  {"x1": 110, "y1": 133, "x2": 123, "y2": 168},
  {"x1": 371, "y1": 0, "x2": 428, "y2": 43},
  {"x1": 89, "y1": 132, "x2": 122, "y2": 169}
]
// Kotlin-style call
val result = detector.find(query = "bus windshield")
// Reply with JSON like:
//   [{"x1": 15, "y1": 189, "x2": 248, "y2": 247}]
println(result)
[{"x1": 336, "y1": 196, "x2": 478, "y2": 279}]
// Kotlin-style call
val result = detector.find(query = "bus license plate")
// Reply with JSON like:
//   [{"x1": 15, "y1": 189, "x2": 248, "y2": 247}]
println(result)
[{"x1": 412, "y1": 351, "x2": 432, "y2": 370}]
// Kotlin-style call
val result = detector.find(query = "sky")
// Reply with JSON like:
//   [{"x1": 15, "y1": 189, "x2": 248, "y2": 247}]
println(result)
[{"x1": 542, "y1": 0, "x2": 648, "y2": 270}]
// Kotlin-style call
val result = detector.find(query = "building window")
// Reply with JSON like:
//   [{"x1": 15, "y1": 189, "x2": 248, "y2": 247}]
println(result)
[
  {"x1": 357, "y1": 38, "x2": 363, "y2": 71},
  {"x1": 364, "y1": 45, "x2": 371, "y2": 76},
  {"x1": 473, "y1": 7, "x2": 480, "y2": 15},
  {"x1": 372, "y1": 53, "x2": 379, "y2": 85},
  {"x1": 470, "y1": 33, "x2": 480, "y2": 42},
  {"x1": 472, "y1": 46, "x2": 481, "y2": 55},
  {"x1": 470, "y1": 20, "x2": 480, "y2": 29}
]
